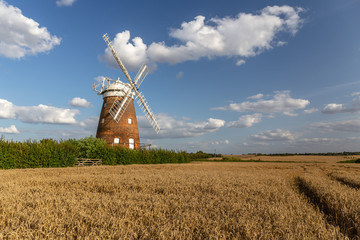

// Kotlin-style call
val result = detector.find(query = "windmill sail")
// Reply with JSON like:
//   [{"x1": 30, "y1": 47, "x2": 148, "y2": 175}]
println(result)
[
  {"x1": 134, "y1": 64, "x2": 149, "y2": 89},
  {"x1": 134, "y1": 89, "x2": 160, "y2": 133},
  {"x1": 103, "y1": 33, "x2": 132, "y2": 84},
  {"x1": 109, "y1": 95, "x2": 132, "y2": 123}
]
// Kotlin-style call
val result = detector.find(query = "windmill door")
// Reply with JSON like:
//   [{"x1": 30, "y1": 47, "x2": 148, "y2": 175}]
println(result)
[{"x1": 129, "y1": 138, "x2": 135, "y2": 149}]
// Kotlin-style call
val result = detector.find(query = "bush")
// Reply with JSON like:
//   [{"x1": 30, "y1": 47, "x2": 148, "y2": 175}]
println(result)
[{"x1": 73, "y1": 136, "x2": 108, "y2": 159}]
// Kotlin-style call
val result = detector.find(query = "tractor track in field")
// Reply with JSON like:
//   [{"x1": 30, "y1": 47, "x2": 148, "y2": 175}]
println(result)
[
  {"x1": 294, "y1": 175, "x2": 359, "y2": 239},
  {"x1": 328, "y1": 174, "x2": 360, "y2": 190}
]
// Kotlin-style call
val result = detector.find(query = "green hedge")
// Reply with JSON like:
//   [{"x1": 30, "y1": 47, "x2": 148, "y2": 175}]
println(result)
[
  {"x1": 0, "y1": 138, "x2": 79, "y2": 169},
  {"x1": 0, "y1": 136, "x2": 190, "y2": 169},
  {"x1": 188, "y1": 150, "x2": 222, "y2": 160},
  {"x1": 73, "y1": 136, "x2": 189, "y2": 165}
]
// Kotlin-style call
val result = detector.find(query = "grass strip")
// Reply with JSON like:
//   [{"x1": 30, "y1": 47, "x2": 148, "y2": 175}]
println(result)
[{"x1": 337, "y1": 158, "x2": 360, "y2": 163}]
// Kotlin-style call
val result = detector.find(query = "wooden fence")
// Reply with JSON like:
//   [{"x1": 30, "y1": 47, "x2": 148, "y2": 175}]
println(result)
[{"x1": 75, "y1": 158, "x2": 102, "y2": 167}]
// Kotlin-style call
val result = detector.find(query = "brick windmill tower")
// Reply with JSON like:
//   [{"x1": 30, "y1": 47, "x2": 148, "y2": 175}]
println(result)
[{"x1": 93, "y1": 33, "x2": 160, "y2": 149}]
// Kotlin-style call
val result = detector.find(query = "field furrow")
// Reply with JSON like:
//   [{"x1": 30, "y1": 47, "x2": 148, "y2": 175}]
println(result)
[
  {"x1": 296, "y1": 173, "x2": 360, "y2": 238},
  {"x1": 329, "y1": 171, "x2": 360, "y2": 189}
]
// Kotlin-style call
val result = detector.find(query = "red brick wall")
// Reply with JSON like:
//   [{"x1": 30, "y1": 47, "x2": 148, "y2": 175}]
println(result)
[{"x1": 96, "y1": 96, "x2": 141, "y2": 149}]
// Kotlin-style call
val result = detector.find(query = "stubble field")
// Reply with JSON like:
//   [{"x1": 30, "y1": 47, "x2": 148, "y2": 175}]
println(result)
[{"x1": 0, "y1": 156, "x2": 359, "y2": 239}]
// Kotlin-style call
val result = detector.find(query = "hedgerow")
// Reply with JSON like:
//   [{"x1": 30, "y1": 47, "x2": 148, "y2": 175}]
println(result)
[
  {"x1": 0, "y1": 136, "x2": 190, "y2": 169},
  {"x1": 0, "y1": 137, "x2": 79, "y2": 169}
]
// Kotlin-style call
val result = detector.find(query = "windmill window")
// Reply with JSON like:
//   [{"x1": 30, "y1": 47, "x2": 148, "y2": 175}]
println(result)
[
  {"x1": 114, "y1": 138, "x2": 120, "y2": 144},
  {"x1": 104, "y1": 103, "x2": 107, "y2": 107},
  {"x1": 101, "y1": 118, "x2": 105, "y2": 124},
  {"x1": 129, "y1": 138, "x2": 134, "y2": 149},
  {"x1": 128, "y1": 118, "x2": 132, "y2": 124}
]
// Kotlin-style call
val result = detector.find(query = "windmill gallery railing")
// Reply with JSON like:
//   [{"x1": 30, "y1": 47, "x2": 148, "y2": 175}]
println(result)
[
  {"x1": 111, "y1": 142, "x2": 152, "y2": 150},
  {"x1": 75, "y1": 158, "x2": 102, "y2": 166}
]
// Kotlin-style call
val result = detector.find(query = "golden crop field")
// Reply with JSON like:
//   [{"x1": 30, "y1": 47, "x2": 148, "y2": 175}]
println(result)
[
  {"x1": 224, "y1": 154, "x2": 360, "y2": 163},
  {"x1": 0, "y1": 157, "x2": 359, "y2": 239}
]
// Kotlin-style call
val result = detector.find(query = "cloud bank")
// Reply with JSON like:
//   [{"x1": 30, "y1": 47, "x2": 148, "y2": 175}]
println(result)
[
  {"x1": 101, "y1": 5, "x2": 303, "y2": 70},
  {"x1": 138, "y1": 114, "x2": 225, "y2": 139},
  {"x1": 0, "y1": 99, "x2": 78, "y2": 124},
  {"x1": 313, "y1": 119, "x2": 360, "y2": 132},
  {"x1": 214, "y1": 90, "x2": 309, "y2": 116},
  {"x1": 0, "y1": 0, "x2": 61, "y2": 58}
]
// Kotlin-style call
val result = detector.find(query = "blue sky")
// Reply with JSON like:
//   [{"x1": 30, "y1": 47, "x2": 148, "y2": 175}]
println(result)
[{"x1": 0, "y1": 0, "x2": 359, "y2": 154}]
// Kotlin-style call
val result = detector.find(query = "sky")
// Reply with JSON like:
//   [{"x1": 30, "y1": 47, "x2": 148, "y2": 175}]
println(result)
[{"x1": 0, "y1": 0, "x2": 359, "y2": 154}]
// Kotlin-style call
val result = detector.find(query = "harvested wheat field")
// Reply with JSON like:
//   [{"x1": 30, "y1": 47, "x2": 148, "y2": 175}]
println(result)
[{"x1": 0, "y1": 160, "x2": 359, "y2": 239}]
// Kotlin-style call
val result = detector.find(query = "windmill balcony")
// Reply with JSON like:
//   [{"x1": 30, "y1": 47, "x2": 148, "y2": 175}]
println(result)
[{"x1": 111, "y1": 142, "x2": 152, "y2": 150}]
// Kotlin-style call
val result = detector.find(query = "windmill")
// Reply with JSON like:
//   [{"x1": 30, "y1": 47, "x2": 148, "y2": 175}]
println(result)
[{"x1": 93, "y1": 33, "x2": 160, "y2": 149}]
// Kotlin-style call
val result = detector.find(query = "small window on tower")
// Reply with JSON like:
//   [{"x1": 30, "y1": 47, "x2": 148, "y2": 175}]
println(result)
[
  {"x1": 101, "y1": 118, "x2": 105, "y2": 124},
  {"x1": 104, "y1": 103, "x2": 107, "y2": 108},
  {"x1": 114, "y1": 138, "x2": 119, "y2": 144},
  {"x1": 129, "y1": 138, "x2": 134, "y2": 149},
  {"x1": 128, "y1": 118, "x2": 132, "y2": 124}
]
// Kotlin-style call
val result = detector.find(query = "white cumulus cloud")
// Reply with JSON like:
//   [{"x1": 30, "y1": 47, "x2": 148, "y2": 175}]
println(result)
[
  {"x1": 0, "y1": 98, "x2": 79, "y2": 124},
  {"x1": 0, "y1": 0, "x2": 61, "y2": 59},
  {"x1": 56, "y1": 0, "x2": 76, "y2": 7},
  {"x1": 248, "y1": 129, "x2": 296, "y2": 142},
  {"x1": 101, "y1": 5, "x2": 303, "y2": 70},
  {"x1": 138, "y1": 113, "x2": 225, "y2": 139},
  {"x1": 101, "y1": 31, "x2": 149, "y2": 71},
  {"x1": 213, "y1": 90, "x2": 309, "y2": 116},
  {"x1": 322, "y1": 103, "x2": 345, "y2": 114},
  {"x1": 70, "y1": 97, "x2": 92, "y2": 108},
  {"x1": 227, "y1": 113, "x2": 262, "y2": 128},
  {"x1": 0, "y1": 125, "x2": 19, "y2": 134},
  {"x1": 322, "y1": 92, "x2": 360, "y2": 114},
  {"x1": 0, "y1": 99, "x2": 16, "y2": 118}
]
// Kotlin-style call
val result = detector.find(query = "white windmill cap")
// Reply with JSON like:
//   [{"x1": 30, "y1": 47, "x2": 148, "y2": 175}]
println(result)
[{"x1": 102, "y1": 80, "x2": 135, "y2": 98}]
